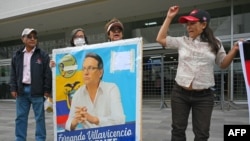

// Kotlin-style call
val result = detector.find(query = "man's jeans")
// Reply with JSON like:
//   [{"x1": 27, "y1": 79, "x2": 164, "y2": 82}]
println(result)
[
  {"x1": 171, "y1": 84, "x2": 214, "y2": 141},
  {"x1": 15, "y1": 85, "x2": 46, "y2": 141}
]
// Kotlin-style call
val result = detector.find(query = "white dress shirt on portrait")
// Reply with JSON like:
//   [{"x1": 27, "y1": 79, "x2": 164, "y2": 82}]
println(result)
[{"x1": 65, "y1": 81, "x2": 125, "y2": 131}]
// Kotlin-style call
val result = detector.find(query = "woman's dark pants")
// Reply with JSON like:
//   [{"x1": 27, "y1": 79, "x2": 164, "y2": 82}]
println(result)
[{"x1": 171, "y1": 84, "x2": 214, "y2": 141}]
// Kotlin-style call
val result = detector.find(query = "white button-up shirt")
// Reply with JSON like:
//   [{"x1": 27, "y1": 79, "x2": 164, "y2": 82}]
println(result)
[
  {"x1": 166, "y1": 36, "x2": 226, "y2": 89},
  {"x1": 65, "y1": 81, "x2": 125, "y2": 130}
]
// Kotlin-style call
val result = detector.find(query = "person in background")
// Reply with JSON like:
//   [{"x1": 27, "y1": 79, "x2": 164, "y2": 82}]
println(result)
[
  {"x1": 70, "y1": 28, "x2": 89, "y2": 46},
  {"x1": 156, "y1": 6, "x2": 239, "y2": 141},
  {"x1": 105, "y1": 18, "x2": 124, "y2": 41},
  {"x1": 65, "y1": 52, "x2": 125, "y2": 130},
  {"x1": 50, "y1": 28, "x2": 88, "y2": 67},
  {"x1": 10, "y1": 28, "x2": 52, "y2": 141}
]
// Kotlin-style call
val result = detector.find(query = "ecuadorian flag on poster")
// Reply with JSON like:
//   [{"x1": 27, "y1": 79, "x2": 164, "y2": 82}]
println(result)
[
  {"x1": 239, "y1": 40, "x2": 250, "y2": 123},
  {"x1": 52, "y1": 38, "x2": 143, "y2": 141}
]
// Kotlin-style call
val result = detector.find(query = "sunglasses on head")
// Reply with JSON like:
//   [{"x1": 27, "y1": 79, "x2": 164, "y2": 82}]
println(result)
[
  {"x1": 26, "y1": 35, "x2": 38, "y2": 39},
  {"x1": 110, "y1": 27, "x2": 122, "y2": 33}
]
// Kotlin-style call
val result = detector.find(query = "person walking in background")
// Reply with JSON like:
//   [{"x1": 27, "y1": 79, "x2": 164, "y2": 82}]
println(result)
[
  {"x1": 10, "y1": 28, "x2": 52, "y2": 141},
  {"x1": 50, "y1": 28, "x2": 88, "y2": 67},
  {"x1": 105, "y1": 18, "x2": 124, "y2": 41},
  {"x1": 156, "y1": 6, "x2": 239, "y2": 141},
  {"x1": 65, "y1": 52, "x2": 125, "y2": 130}
]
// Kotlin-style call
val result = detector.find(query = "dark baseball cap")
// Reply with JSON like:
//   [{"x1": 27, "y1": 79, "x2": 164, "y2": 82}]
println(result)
[{"x1": 178, "y1": 9, "x2": 210, "y2": 23}]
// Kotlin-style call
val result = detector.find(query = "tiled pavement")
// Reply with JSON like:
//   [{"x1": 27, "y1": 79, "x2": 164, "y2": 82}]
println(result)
[{"x1": 0, "y1": 100, "x2": 249, "y2": 141}]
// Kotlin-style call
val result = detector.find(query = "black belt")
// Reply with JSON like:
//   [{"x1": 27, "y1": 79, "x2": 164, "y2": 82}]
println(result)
[
  {"x1": 23, "y1": 83, "x2": 31, "y2": 86},
  {"x1": 175, "y1": 83, "x2": 210, "y2": 93}
]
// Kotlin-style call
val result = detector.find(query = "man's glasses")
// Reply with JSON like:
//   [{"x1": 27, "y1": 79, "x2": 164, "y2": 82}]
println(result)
[
  {"x1": 82, "y1": 66, "x2": 99, "y2": 72},
  {"x1": 26, "y1": 35, "x2": 38, "y2": 39}
]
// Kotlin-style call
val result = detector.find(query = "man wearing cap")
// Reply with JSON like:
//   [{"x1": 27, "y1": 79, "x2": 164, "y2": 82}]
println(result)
[
  {"x1": 10, "y1": 28, "x2": 52, "y2": 141},
  {"x1": 105, "y1": 18, "x2": 124, "y2": 41},
  {"x1": 156, "y1": 6, "x2": 239, "y2": 141}
]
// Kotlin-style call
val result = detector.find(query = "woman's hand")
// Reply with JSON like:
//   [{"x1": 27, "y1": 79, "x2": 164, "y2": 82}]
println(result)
[
  {"x1": 156, "y1": 5, "x2": 180, "y2": 47},
  {"x1": 167, "y1": 5, "x2": 180, "y2": 19},
  {"x1": 233, "y1": 39, "x2": 245, "y2": 51}
]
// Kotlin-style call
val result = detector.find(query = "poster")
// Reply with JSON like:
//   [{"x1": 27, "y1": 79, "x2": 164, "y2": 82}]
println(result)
[
  {"x1": 239, "y1": 40, "x2": 250, "y2": 123},
  {"x1": 52, "y1": 38, "x2": 143, "y2": 141}
]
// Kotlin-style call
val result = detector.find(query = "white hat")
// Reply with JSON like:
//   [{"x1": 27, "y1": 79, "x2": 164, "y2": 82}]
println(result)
[
  {"x1": 21, "y1": 28, "x2": 37, "y2": 37},
  {"x1": 107, "y1": 22, "x2": 124, "y2": 32}
]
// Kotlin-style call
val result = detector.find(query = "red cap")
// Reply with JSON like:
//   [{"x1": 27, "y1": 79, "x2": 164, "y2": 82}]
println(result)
[{"x1": 178, "y1": 9, "x2": 210, "y2": 23}]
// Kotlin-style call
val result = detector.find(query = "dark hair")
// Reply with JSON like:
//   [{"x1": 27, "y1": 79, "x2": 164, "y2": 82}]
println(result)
[
  {"x1": 85, "y1": 53, "x2": 103, "y2": 69},
  {"x1": 85, "y1": 52, "x2": 104, "y2": 79},
  {"x1": 200, "y1": 23, "x2": 221, "y2": 54},
  {"x1": 70, "y1": 28, "x2": 89, "y2": 46}
]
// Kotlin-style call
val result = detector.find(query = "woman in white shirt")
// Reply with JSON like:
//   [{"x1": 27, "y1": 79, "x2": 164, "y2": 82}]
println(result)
[{"x1": 156, "y1": 6, "x2": 239, "y2": 141}]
